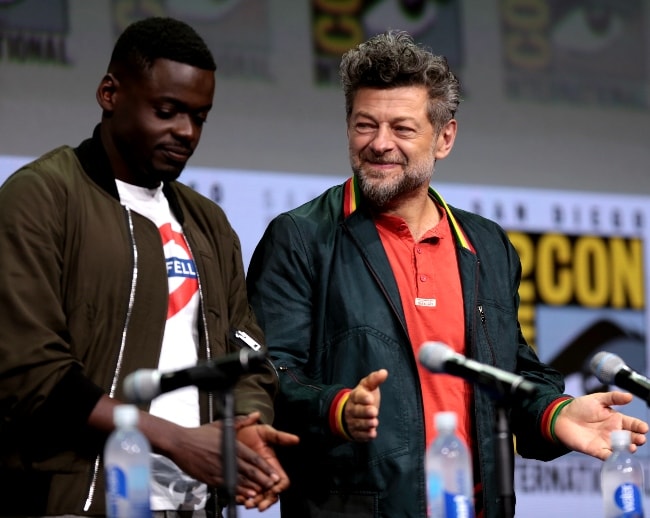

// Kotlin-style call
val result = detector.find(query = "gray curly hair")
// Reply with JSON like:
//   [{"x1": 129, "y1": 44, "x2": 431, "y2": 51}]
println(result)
[{"x1": 339, "y1": 30, "x2": 460, "y2": 132}]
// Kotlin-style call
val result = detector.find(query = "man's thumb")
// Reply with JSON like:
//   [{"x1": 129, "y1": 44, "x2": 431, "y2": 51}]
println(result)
[{"x1": 362, "y1": 369, "x2": 389, "y2": 391}]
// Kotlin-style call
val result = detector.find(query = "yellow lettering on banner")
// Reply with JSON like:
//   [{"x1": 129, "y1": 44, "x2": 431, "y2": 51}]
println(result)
[
  {"x1": 510, "y1": 233, "x2": 536, "y2": 299},
  {"x1": 502, "y1": 0, "x2": 551, "y2": 70},
  {"x1": 313, "y1": 0, "x2": 364, "y2": 55},
  {"x1": 509, "y1": 232, "x2": 644, "y2": 309},
  {"x1": 509, "y1": 232, "x2": 537, "y2": 348},
  {"x1": 314, "y1": 16, "x2": 364, "y2": 54},
  {"x1": 537, "y1": 234, "x2": 573, "y2": 305},
  {"x1": 502, "y1": 0, "x2": 549, "y2": 30},
  {"x1": 507, "y1": 230, "x2": 644, "y2": 352},
  {"x1": 314, "y1": 0, "x2": 363, "y2": 14},
  {"x1": 574, "y1": 237, "x2": 609, "y2": 307},
  {"x1": 611, "y1": 238, "x2": 644, "y2": 308},
  {"x1": 505, "y1": 34, "x2": 550, "y2": 69}
]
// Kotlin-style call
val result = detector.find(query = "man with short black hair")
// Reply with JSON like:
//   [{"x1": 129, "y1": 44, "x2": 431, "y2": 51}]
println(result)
[{"x1": 0, "y1": 16, "x2": 297, "y2": 517}]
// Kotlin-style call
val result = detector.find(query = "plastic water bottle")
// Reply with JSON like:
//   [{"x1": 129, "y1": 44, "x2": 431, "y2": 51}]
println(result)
[
  {"x1": 601, "y1": 429, "x2": 645, "y2": 518},
  {"x1": 426, "y1": 411, "x2": 475, "y2": 518},
  {"x1": 104, "y1": 404, "x2": 152, "y2": 518}
]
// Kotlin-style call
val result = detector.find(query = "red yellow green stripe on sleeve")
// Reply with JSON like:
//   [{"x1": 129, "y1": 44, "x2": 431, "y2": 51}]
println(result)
[
  {"x1": 541, "y1": 396, "x2": 574, "y2": 443},
  {"x1": 329, "y1": 388, "x2": 353, "y2": 441}
]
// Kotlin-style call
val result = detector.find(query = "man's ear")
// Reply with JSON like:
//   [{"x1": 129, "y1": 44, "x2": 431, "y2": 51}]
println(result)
[
  {"x1": 96, "y1": 73, "x2": 119, "y2": 112},
  {"x1": 434, "y1": 118, "x2": 458, "y2": 160}
]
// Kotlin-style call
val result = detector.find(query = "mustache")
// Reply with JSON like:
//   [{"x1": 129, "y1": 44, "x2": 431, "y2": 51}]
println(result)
[{"x1": 361, "y1": 154, "x2": 406, "y2": 165}]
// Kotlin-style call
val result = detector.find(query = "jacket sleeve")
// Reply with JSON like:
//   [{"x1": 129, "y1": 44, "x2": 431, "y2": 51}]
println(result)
[
  {"x1": 247, "y1": 213, "x2": 346, "y2": 440},
  {"x1": 0, "y1": 167, "x2": 104, "y2": 446},
  {"x1": 511, "y1": 327, "x2": 572, "y2": 460},
  {"x1": 500, "y1": 228, "x2": 572, "y2": 461},
  {"x1": 224, "y1": 223, "x2": 279, "y2": 424}
]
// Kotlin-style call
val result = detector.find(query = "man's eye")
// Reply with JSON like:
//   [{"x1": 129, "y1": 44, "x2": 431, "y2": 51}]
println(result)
[
  {"x1": 156, "y1": 110, "x2": 174, "y2": 119},
  {"x1": 193, "y1": 114, "x2": 208, "y2": 126},
  {"x1": 394, "y1": 126, "x2": 415, "y2": 136}
]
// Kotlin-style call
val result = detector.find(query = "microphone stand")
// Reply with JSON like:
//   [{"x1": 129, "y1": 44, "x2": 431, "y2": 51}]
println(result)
[
  {"x1": 479, "y1": 384, "x2": 525, "y2": 518},
  {"x1": 493, "y1": 400, "x2": 515, "y2": 518},
  {"x1": 221, "y1": 388, "x2": 238, "y2": 518},
  {"x1": 135, "y1": 348, "x2": 267, "y2": 518},
  {"x1": 182, "y1": 368, "x2": 239, "y2": 518}
]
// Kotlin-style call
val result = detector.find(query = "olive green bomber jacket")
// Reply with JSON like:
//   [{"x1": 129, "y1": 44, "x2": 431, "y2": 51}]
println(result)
[{"x1": 0, "y1": 130, "x2": 276, "y2": 515}]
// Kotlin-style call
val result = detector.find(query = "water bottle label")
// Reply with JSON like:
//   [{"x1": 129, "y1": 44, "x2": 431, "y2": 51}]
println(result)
[
  {"x1": 107, "y1": 466, "x2": 127, "y2": 499},
  {"x1": 443, "y1": 492, "x2": 475, "y2": 518},
  {"x1": 106, "y1": 466, "x2": 151, "y2": 518},
  {"x1": 613, "y1": 483, "x2": 644, "y2": 517}
]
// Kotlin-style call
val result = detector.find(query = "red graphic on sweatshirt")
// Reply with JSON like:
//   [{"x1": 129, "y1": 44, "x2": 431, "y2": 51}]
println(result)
[{"x1": 159, "y1": 223, "x2": 199, "y2": 319}]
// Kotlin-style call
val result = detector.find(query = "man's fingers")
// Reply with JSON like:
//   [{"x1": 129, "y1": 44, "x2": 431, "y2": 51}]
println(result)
[
  {"x1": 622, "y1": 415, "x2": 650, "y2": 435},
  {"x1": 235, "y1": 441, "x2": 279, "y2": 490},
  {"x1": 359, "y1": 369, "x2": 389, "y2": 391},
  {"x1": 234, "y1": 412, "x2": 261, "y2": 430},
  {"x1": 601, "y1": 391, "x2": 634, "y2": 407},
  {"x1": 350, "y1": 416, "x2": 379, "y2": 431},
  {"x1": 349, "y1": 404, "x2": 379, "y2": 419},
  {"x1": 257, "y1": 425, "x2": 300, "y2": 446}
]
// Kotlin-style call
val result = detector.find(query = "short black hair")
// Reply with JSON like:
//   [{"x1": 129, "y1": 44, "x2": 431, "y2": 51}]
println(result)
[{"x1": 108, "y1": 17, "x2": 216, "y2": 77}]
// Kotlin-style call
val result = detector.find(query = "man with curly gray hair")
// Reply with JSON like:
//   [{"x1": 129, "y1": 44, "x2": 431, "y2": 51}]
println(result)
[
  {"x1": 340, "y1": 30, "x2": 460, "y2": 132},
  {"x1": 247, "y1": 30, "x2": 647, "y2": 518}
]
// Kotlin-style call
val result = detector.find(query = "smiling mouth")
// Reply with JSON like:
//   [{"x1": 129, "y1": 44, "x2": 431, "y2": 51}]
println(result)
[
  {"x1": 365, "y1": 161, "x2": 403, "y2": 172},
  {"x1": 161, "y1": 147, "x2": 192, "y2": 163},
  {"x1": 364, "y1": 154, "x2": 405, "y2": 166}
]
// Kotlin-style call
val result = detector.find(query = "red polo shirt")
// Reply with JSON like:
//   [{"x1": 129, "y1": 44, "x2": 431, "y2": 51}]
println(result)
[{"x1": 375, "y1": 207, "x2": 473, "y2": 451}]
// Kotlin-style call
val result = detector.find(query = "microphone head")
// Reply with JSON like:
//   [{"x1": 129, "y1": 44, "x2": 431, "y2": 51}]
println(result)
[
  {"x1": 123, "y1": 369, "x2": 161, "y2": 404},
  {"x1": 590, "y1": 351, "x2": 626, "y2": 385},
  {"x1": 418, "y1": 341, "x2": 455, "y2": 372}
]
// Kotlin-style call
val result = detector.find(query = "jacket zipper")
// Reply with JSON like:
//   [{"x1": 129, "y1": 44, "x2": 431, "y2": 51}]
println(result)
[
  {"x1": 477, "y1": 304, "x2": 497, "y2": 367},
  {"x1": 278, "y1": 364, "x2": 320, "y2": 391},
  {"x1": 182, "y1": 231, "x2": 219, "y2": 516},
  {"x1": 84, "y1": 208, "x2": 139, "y2": 511}
]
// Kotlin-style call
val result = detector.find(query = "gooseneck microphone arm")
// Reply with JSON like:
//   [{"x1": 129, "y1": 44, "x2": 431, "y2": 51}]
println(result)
[
  {"x1": 418, "y1": 341, "x2": 539, "y2": 402},
  {"x1": 123, "y1": 347, "x2": 267, "y2": 403}
]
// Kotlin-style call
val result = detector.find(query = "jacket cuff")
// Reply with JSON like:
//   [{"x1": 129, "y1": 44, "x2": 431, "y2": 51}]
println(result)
[
  {"x1": 328, "y1": 388, "x2": 353, "y2": 440},
  {"x1": 541, "y1": 396, "x2": 574, "y2": 443}
]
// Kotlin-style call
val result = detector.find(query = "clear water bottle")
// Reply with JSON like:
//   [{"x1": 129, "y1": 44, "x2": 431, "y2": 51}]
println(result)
[
  {"x1": 104, "y1": 404, "x2": 152, "y2": 518},
  {"x1": 601, "y1": 429, "x2": 644, "y2": 518},
  {"x1": 426, "y1": 411, "x2": 475, "y2": 518}
]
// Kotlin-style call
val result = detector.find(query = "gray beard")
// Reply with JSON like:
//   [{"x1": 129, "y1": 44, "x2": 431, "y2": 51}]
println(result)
[{"x1": 353, "y1": 163, "x2": 434, "y2": 208}]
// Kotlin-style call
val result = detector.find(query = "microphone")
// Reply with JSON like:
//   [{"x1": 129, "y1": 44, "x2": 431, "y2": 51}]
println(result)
[
  {"x1": 590, "y1": 351, "x2": 650, "y2": 404},
  {"x1": 418, "y1": 341, "x2": 539, "y2": 400},
  {"x1": 123, "y1": 347, "x2": 267, "y2": 403}
]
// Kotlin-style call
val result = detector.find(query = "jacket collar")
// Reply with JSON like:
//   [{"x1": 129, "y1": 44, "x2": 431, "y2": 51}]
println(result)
[
  {"x1": 74, "y1": 124, "x2": 185, "y2": 225},
  {"x1": 74, "y1": 124, "x2": 120, "y2": 200},
  {"x1": 342, "y1": 175, "x2": 473, "y2": 251}
]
